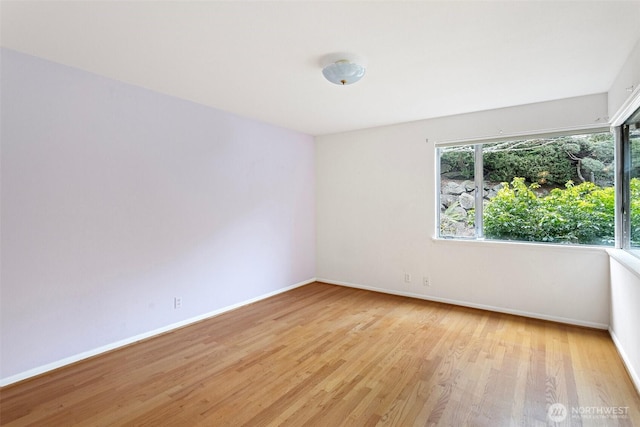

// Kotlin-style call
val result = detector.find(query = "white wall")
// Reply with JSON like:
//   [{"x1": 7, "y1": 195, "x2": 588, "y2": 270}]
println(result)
[
  {"x1": 609, "y1": 37, "x2": 640, "y2": 122},
  {"x1": 608, "y1": 254, "x2": 640, "y2": 393},
  {"x1": 317, "y1": 94, "x2": 611, "y2": 328},
  {"x1": 0, "y1": 49, "x2": 316, "y2": 383}
]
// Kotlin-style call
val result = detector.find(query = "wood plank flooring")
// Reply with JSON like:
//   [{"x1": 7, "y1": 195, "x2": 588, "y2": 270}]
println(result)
[{"x1": 1, "y1": 282, "x2": 639, "y2": 426}]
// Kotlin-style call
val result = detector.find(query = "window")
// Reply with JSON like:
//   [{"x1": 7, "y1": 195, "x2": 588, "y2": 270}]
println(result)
[
  {"x1": 621, "y1": 107, "x2": 640, "y2": 252},
  {"x1": 437, "y1": 130, "x2": 615, "y2": 246}
]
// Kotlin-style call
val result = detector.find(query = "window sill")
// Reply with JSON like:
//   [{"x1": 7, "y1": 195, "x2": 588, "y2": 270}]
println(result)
[
  {"x1": 606, "y1": 248, "x2": 640, "y2": 281},
  {"x1": 432, "y1": 236, "x2": 610, "y2": 253}
]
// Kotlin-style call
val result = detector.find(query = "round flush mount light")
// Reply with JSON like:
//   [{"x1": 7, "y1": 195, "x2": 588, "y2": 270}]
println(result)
[{"x1": 320, "y1": 53, "x2": 366, "y2": 86}]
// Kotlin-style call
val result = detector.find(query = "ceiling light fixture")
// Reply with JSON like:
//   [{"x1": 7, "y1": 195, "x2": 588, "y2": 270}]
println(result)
[{"x1": 321, "y1": 54, "x2": 366, "y2": 86}]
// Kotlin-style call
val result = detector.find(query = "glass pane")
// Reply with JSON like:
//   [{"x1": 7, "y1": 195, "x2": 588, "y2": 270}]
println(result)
[
  {"x1": 482, "y1": 132, "x2": 614, "y2": 245},
  {"x1": 628, "y1": 123, "x2": 640, "y2": 248},
  {"x1": 439, "y1": 146, "x2": 475, "y2": 237}
]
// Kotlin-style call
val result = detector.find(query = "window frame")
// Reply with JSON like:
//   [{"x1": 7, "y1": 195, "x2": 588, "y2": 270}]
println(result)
[{"x1": 618, "y1": 109, "x2": 640, "y2": 255}]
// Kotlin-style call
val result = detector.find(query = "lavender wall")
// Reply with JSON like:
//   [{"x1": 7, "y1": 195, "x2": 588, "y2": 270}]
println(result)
[{"x1": 0, "y1": 48, "x2": 316, "y2": 382}]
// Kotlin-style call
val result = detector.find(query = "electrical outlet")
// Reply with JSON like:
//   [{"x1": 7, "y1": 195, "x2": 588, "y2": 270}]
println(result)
[
  {"x1": 404, "y1": 273, "x2": 411, "y2": 283},
  {"x1": 423, "y1": 276, "x2": 430, "y2": 287},
  {"x1": 174, "y1": 297, "x2": 182, "y2": 309}
]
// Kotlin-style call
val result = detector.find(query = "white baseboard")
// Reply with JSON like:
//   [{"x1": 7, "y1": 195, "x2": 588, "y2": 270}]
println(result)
[
  {"x1": 609, "y1": 327, "x2": 640, "y2": 395},
  {"x1": 318, "y1": 278, "x2": 609, "y2": 330},
  {"x1": 0, "y1": 279, "x2": 315, "y2": 387}
]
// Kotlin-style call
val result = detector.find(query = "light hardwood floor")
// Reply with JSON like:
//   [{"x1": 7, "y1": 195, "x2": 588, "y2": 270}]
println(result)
[{"x1": 1, "y1": 282, "x2": 639, "y2": 426}]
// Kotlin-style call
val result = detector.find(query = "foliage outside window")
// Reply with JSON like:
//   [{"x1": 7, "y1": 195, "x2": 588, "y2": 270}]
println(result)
[
  {"x1": 438, "y1": 131, "x2": 615, "y2": 245},
  {"x1": 623, "y1": 114, "x2": 640, "y2": 250}
]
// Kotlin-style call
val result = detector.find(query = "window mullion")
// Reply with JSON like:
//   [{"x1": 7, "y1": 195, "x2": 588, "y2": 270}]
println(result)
[
  {"x1": 474, "y1": 144, "x2": 484, "y2": 239},
  {"x1": 615, "y1": 125, "x2": 627, "y2": 249}
]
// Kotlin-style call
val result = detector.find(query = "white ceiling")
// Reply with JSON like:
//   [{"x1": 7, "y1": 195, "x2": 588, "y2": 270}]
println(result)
[{"x1": 2, "y1": 1, "x2": 640, "y2": 136}]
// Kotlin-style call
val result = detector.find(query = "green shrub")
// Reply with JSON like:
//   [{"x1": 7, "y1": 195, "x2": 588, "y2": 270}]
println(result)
[
  {"x1": 484, "y1": 177, "x2": 615, "y2": 245},
  {"x1": 483, "y1": 144, "x2": 575, "y2": 186},
  {"x1": 631, "y1": 178, "x2": 640, "y2": 245},
  {"x1": 482, "y1": 178, "x2": 543, "y2": 241},
  {"x1": 440, "y1": 150, "x2": 473, "y2": 179},
  {"x1": 482, "y1": 133, "x2": 614, "y2": 187}
]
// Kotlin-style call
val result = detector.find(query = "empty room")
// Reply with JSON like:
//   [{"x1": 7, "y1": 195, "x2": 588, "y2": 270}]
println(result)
[{"x1": 2, "y1": 1, "x2": 640, "y2": 426}]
